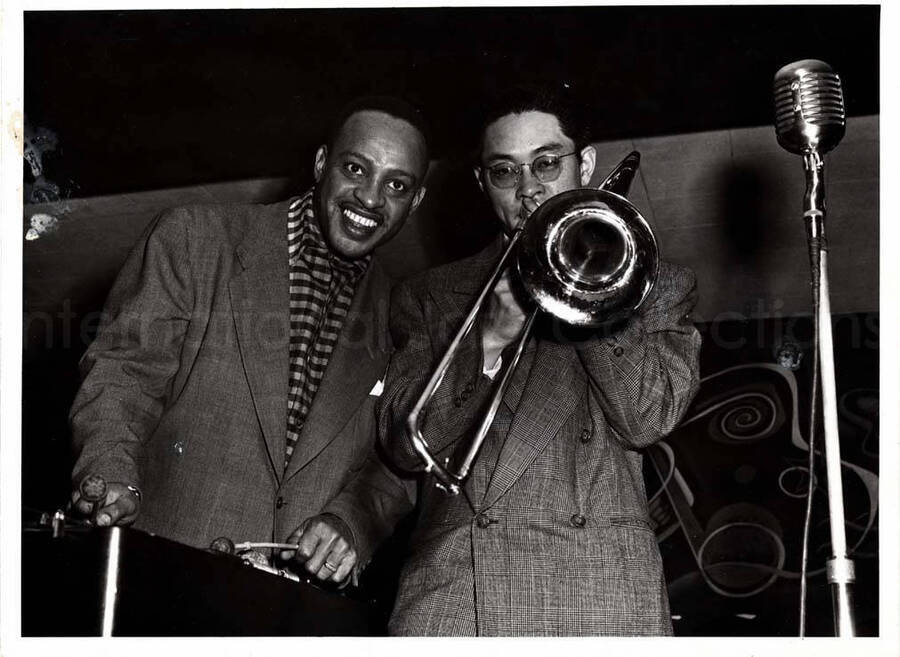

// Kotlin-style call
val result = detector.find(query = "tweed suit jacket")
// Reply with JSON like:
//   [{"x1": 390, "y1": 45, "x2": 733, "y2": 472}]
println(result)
[
  {"x1": 70, "y1": 200, "x2": 410, "y2": 567},
  {"x1": 378, "y1": 237, "x2": 702, "y2": 636}
]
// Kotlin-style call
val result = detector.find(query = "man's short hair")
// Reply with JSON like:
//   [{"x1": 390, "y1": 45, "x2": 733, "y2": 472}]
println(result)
[
  {"x1": 327, "y1": 95, "x2": 431, "y2": 160},
  {"x1": 475, "y1": 82, "x2": 591, "y2": 156}
]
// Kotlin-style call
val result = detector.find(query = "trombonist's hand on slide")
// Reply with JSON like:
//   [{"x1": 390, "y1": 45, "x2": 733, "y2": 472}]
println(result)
[
  {"x1": 482, "y1": 269, "x2": 529, "y2": 369},
  {"x1": 282, "y1": 514, "x2": 358, "y2": 585},
  {"x1": 71, "y1": 478, "x2": 141, "y2": 526}
]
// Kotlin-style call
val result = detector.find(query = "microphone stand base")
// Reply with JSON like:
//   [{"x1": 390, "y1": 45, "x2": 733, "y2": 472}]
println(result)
[{"x1": 827, "y1": 556, "x2": 857, "y2": 637}]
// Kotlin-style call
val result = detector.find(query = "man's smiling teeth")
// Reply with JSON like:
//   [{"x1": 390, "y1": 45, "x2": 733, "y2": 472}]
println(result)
[{"x1": 343, "y1": 208, "x2": 378, "y2": 228}]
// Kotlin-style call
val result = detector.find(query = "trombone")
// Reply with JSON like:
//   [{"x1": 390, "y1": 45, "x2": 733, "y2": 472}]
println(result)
[{"x1": 407, "y1": 151, "x2": 659, "y2": 494}]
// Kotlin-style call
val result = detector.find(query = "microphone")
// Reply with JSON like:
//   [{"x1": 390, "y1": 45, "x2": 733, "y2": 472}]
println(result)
[
  {"x1": 773, "y1": 59, "x2": 845, "y2": 156},
  {"x1": 773, "y1": 59, "x2": 846, "y2": 226},
  {"x1": 773, "y1": 59, "x2": 858, "y2": 636}
]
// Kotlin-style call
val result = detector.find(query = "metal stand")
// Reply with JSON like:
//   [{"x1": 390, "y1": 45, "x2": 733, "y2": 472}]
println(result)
[
  {"x1": 804, "y1": 151, "x2": 856, "y2": 637},
  {"x1": 100, "y1": 526, "x2": 122, "y2": 636}
]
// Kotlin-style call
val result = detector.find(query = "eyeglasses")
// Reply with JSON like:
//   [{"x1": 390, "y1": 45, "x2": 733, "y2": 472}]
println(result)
[{"x1": 483, "y1": 152, "x2": 579, "y2": 189}]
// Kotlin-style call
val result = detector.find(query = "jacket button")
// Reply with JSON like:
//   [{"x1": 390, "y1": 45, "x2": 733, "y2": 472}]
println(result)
[
  {"x1": 275, "y1": 497, "x2": 285, "y2": 509},
  {"x1": 580, "y1": 428, "x2": 592, "y2": 443},
  {"x1": 454, "y1": 396, "x2": 462, "y2": 407},
  {"x1": 464, "y1": 382, "x2": 474, "y2": 394},
  {"x1": 570, "y1": 514, "x2": 586, "y2": 528},
  {"x1": 476, "y1": 513, "x2": 492, "y2": 528},
  {"x1": 613, "y1": 346, "x2": 624, "y2": 357}
]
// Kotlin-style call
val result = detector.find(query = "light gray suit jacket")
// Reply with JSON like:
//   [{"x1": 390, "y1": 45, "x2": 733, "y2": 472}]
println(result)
[
  {"x1": 378, "y1": 237, "x2": 702, "y2": 636},
  {"x1": 70, "y1": 200, "x2": 410, "y2": 567}
]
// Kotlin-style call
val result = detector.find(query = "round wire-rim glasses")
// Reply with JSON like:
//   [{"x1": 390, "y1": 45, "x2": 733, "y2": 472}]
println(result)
[{"x1": 484, "y1": 151, "x2": 579, "y2": 188}]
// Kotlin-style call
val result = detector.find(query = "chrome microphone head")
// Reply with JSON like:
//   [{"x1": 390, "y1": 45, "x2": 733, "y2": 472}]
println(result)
[{"x1": 773, "y1": 59, "x2": 846, "y2": 155}]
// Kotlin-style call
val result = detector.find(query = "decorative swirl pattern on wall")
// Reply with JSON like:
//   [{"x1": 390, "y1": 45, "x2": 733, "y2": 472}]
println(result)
[
  {"x1": 678, "y1": 363, "x2": 804, "y2": 447},
  {"x1": 710, "y1": 392, "x2": 779, "y2": 444},
  {"x1": 678, "y1": 375, "x2": 787, "y2": 446},
  {"x1": 650, "y1": 362, "x2": 879, "y2": 606},
  {"x1": 697, "y1": 521, "x2": 786, "y2": 598}
]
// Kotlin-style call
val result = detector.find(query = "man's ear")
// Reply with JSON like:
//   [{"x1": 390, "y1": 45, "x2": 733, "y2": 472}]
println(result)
[
  {"x1": 314, "y1": 145, "x2": 328, "y2": 182},
  {"x1": 410, "y1": 186, "x2": 427, "y2": 214},
  {"x1": 579, "y1": 145, "x2": 597, "y2": 186},
  {"x1": 473, "y1": 166, "x2": 485, "y2": 194}
]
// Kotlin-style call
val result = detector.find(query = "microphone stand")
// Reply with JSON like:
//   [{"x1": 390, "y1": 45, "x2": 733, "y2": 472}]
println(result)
[{"x1": 803, "y1": 150, "x2": 856, "y2": 637}]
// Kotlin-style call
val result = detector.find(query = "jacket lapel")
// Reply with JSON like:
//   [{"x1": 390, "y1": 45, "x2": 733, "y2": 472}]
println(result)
[
  {"x1": 482, "y1": 340, "x2": 582, "y2": 509},
  {"x1": 427, "y1": 236, "x2": 579, "y2": 508},
  {"x1": 229, "y1": 203, "x2": 290, "y2": 482},
  {"x1": 431, "y1": 236, "x2": 504, "y2": 318},
  {"x1": 426, "y1": 239, "x2": 502, "y2": 506},
  {"x1": 283, "y1": 260, "x2": 392, "y2": 481}
]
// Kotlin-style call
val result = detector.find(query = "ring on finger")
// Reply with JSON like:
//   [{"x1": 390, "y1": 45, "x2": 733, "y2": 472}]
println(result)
[{"x1": 323, "y1": 562, "x2": 338, "y2": 572}]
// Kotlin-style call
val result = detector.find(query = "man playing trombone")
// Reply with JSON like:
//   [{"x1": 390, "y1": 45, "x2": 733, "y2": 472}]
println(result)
[{"x1": 376, "y1": 82, "x2": 702, "y2": 635}]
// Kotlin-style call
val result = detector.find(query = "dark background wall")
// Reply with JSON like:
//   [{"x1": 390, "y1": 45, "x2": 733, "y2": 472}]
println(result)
[
  {"x1": 24, "y1": 6, "x2": 879, "y2": 198},
  {"x1": 21, "y1": 6, "x2": 881, "y2": 638},
  {"x1": 23, "y1": 5, "x2": 881, "y2": 319}
]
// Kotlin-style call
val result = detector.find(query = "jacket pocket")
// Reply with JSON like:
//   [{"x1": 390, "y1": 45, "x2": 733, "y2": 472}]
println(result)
[{"x1": 608, "y1": 515, "x2": 654, "y2": 532}]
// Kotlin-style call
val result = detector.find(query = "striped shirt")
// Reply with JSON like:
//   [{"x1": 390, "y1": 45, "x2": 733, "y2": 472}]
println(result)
[{"x1": 285, "y1": 189, "x2": 369, "y2": 468}]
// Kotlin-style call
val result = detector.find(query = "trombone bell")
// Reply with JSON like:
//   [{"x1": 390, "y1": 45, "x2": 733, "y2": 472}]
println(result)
[{"x1": 518, "y1": 187, "x2": 659, "y2": 327}]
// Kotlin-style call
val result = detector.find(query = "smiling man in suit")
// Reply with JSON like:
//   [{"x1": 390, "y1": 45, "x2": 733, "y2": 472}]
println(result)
[
  {"x1": 376, "y1": 83, "x2": 702, "y2": 635},
  {"x1": 69, "y1": 96, "x2": 428, "y2": 585}
]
